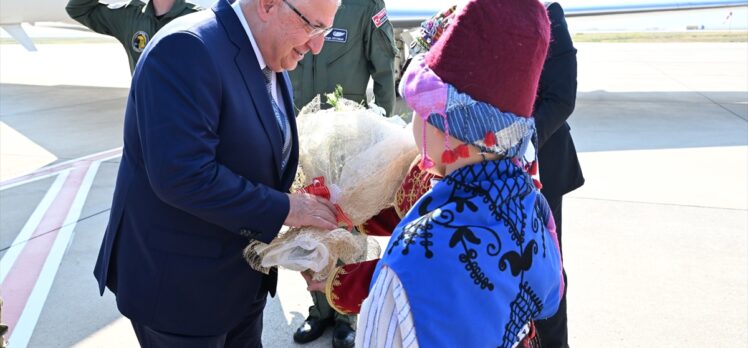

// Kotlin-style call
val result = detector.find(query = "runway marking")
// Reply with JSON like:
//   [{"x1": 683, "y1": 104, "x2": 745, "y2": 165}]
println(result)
[
  {"x1": 0, "y1": 147, "x2": 121, "y2": 191},
  {"x1": 0, "y1": 160, "x2": 100, "y2": 347},
  {"x1": 0, "y1": 171, "x2": 69, "y2": 284},
  {"x1": 570, "y1": 196, "x2": 748, "y2": 212}
]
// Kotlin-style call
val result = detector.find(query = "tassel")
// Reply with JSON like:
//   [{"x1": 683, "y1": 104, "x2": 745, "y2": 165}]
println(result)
[
  {"x1": 418, "y1": 118, "x2": 435, "y2": 170},
  {"x1": 456, "y1": 144, "x2": 470, "y2": 158},
  {"x1": 441, "y1": 149, "x2": 458, "y2": 164},
  {"x1": 485, "y1": 131, "x2": 496, "y2": 147},
  {"x1": 532, "y1": 178, "x2": 543, "y2": 190},
  {"x1": 419, "y1": 154, "x2": 435, "y2": 170},
  {"x1": 529, "y1": 161, "x2": 538, "y2": 175}
]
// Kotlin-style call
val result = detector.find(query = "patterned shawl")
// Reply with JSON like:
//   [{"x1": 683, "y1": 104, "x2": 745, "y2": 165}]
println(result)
[{"x1": 374, "y1": 159, "x2": 564, "y2": 348}]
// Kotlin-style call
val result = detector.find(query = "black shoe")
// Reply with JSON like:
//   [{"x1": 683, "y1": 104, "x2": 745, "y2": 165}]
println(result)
[
  {"x1": 332, "y1": 322, "x2": 355, "y2": 348},
  {"x1": 293, "y1": 316, "x2": 332, "y2": 344}
]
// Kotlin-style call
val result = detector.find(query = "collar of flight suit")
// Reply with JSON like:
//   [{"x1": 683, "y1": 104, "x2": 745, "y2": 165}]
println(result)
[{"x1": 143, "y1": 0, "x2": 196, "y2": 20}]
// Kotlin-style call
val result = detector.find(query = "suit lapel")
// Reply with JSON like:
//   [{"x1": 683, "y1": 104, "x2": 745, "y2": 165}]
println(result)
[{"x1": 214, "y1": 0, "x2": 283, "y2": 178}]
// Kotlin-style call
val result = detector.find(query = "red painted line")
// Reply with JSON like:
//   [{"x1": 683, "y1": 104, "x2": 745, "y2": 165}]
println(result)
[
  {"x1": 0, "y1": 147, "x2": 121, "y2": 189},
  {"x1": 0, "y1": 161, "x2": 91, "y2": 338}
]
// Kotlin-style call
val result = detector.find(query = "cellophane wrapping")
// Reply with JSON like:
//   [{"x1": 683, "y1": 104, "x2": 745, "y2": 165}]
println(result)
[{"x1": 244, "y1": 97, "x2": 417, "y2": 280}]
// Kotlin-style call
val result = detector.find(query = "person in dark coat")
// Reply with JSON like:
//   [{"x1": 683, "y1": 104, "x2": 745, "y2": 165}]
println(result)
[{"x1": 533, "y1": 3, "x2": 585, "y2": 348}]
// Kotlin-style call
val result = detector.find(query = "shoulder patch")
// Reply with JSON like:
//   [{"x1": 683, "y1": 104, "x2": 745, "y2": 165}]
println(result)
[
  {"x1": 131, "y1": 31, "x2": 149, "y2": 53},
  {"x1": 371, "y1": 8, "x2": 388, "y2": 28},
  {"x1": 324, "y1": 28, "x2": 348, "y2": 43}
]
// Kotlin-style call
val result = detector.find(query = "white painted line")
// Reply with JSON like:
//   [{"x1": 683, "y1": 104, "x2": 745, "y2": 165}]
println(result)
[
  {"x1": 8, "y1": 161, "x2": 100, "y2": 348},
  {"x1": 0, "y1": 171, "x2": 62, "y2": 192},
  {"x1": 99, "y1": 153, "x2": 123, "y2": 162},
  {"x1": 0, "y1": 171, "x2": 69, "y2": 284},
  {"x1": 0, "y1": 147, "x2": 122, "y2": 191},
  {"x1": 0, "y1": 151, "x2": 121, "y2": 192}
]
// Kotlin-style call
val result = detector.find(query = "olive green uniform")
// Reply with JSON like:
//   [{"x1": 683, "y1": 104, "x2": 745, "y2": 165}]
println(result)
[
  {"x1": 66, "y1": 0, "x2": 201, "y2": 73},
  {"x1": 290, "y1": 0, "x2": 396, "y2": 328},
  {"x1": 289, "y1": 0, "x2": 397, "y2": 116}
]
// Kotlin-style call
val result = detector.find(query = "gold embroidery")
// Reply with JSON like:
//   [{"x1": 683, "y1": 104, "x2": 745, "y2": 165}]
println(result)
[
  {"x1": 395, "y1": 168, "x2": 433, "y2": 218},
  {"x1": 326, "y1": 266, "x2": 353, "y2": 315}
]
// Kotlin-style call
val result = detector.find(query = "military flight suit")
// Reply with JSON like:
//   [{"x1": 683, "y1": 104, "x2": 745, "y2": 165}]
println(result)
[
  {"x1": 288, "y1": 0, "x2": 397, "y2": 116},
  {"x1": 66, "y1": 0, "x2": 201, "y2": 73},
  {"x1": 289, "y1": 0, "x2": 396, "y2": 329}
]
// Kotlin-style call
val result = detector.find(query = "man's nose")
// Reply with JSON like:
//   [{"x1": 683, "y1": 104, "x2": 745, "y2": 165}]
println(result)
[{"x1": 307, "y1": 35, "x2": 325, "y2": 54}]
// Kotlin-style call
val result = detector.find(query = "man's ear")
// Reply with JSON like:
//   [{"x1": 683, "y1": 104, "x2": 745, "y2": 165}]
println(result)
[{"x1": 256, "y1": 0, "x2": 279, "y2": 21}]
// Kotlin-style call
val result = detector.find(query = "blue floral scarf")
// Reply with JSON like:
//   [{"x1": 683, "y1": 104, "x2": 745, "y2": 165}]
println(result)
[{"x1": 373, "y1": 159, "x2": 564, "y2": 348}]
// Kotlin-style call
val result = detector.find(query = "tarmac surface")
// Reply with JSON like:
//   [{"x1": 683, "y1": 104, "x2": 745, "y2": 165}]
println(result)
[{"x1": 0, "y1": 41, "x2": 746, "y2": 347}]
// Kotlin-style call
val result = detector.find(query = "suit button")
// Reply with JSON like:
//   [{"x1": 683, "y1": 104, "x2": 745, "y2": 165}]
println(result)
[{"x1": 239, "y1": 228, "x2": 252, "y2": 237}]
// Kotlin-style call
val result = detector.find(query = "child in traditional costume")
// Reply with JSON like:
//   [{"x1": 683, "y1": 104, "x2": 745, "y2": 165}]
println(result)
[{"x1": 317, "y1": 0, "x2": 565, "y2": 346}]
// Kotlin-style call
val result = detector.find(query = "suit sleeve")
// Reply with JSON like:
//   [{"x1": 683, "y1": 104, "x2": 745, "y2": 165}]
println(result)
[
  {"x1": 66, "y1": 0, "x2": 131, "y2": 37},
  {"x1": 534, "y1": 2, "x2": 578, "y2": 149},
  {"x1": 365, "y1": 3, "x2": 397, "y2": 116},
  {"x1": 133, "y1": 32, "x2": 289, "y2": 242}
]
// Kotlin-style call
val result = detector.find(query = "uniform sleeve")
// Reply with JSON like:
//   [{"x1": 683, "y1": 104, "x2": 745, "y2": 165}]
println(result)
[
  {"x1": 133, "y1": 32, "x2": 289, "y2": 241},
  {"x1": 365, "y1": 2, "x2": 397, "y2": 117},
  {"x1": 325, "y1": 259, "x2": 380, "y2": 315},
  {"x1": 66, "y1": 0, "x2": 133, "y2": 37},
  {"x1": 534, "y1": 2, "x2": 577, "y2": 148}
]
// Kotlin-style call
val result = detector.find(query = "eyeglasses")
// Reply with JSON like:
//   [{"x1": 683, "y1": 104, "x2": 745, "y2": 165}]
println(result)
[{"x1": 282, "y1": 0, "x2": 333, "y2": 38}]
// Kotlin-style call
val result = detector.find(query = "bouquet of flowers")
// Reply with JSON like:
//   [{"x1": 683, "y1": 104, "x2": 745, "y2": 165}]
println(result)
[{"x1": 244, "y1": 97, "x2": 418, "y2": 280}]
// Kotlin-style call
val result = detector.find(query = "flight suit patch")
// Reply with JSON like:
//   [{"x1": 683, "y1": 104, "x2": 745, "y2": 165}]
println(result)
[
  {"x1": 131, "y1": 31, "x2": 149, "y2": 53},
  {"x1": 371, "y1": 8, "x2": 388, "y2": 28},
  {"x1": 324, "y1": 28, "x2": 348, "y2": 43}
]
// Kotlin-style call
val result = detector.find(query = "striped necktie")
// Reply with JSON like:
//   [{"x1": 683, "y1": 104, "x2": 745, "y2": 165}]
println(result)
[{"x1": 262, "y1": 67, "x2": 292, "y2": 171}]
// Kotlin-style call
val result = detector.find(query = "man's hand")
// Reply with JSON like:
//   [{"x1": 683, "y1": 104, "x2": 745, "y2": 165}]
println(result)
[
  {"x1": 284, "y1": 192, "x2": 338, "y2": 230},
  {"x1": 301, "y1": 271, "x2": 326, "y2": 292}
]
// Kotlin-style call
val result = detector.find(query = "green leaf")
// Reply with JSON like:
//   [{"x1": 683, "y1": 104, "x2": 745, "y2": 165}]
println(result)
[{"x1": 324, "y1": 85, "x2": 345, "y2": 110}]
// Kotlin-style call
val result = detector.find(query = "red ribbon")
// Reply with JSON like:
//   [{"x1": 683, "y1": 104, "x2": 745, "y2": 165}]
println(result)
[{"x1": 297, "y1": 177, "x2": 354, "y2": 231}]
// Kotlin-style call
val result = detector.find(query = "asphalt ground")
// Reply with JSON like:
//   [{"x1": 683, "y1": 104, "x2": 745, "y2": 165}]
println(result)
[{"x1": 0, "y1": 41, "x2": 746, "y2": 347}]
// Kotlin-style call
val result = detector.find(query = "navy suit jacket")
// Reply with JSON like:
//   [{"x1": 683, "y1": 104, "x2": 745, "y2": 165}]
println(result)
[
  {"x1": 93, "y1": 0, "x2": 298, "y2": 336},
  {"x1": 536, "y1": 2, "x2": 585, "y2": 199}
]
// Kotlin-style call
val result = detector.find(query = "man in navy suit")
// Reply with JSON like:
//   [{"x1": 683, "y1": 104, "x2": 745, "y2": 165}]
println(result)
[{"x1": 93, "y1": 0, "x2": 340, "y2": 346}]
